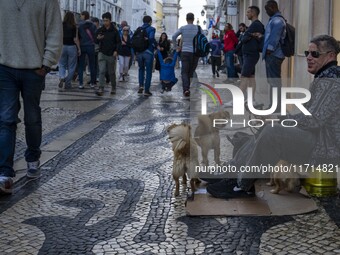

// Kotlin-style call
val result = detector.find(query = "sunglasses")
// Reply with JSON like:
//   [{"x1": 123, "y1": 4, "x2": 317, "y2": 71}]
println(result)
[{"x1": 304, "y1": 50, "x2": 332, "y2": 58}]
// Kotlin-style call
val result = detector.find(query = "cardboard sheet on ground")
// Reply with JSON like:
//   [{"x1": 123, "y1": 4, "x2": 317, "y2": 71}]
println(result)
[{"x1": 186, "y1": 180, "x2": 318, "y2": 216}]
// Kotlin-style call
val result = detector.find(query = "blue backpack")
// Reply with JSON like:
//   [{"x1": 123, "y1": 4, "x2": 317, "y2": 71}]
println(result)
[{"x1": 193, "y1": 26, "x2": 210, "y2": 57}]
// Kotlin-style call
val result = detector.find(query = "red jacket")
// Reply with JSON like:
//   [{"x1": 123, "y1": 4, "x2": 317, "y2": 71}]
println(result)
[{"x1": 223, "y1": 30, "x2": 238, "y2": 52}]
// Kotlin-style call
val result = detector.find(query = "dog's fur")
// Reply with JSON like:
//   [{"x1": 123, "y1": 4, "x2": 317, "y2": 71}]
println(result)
[
  {"x1": 266, "y1": 160, "x2": 301, "y2": 194},
  {"x1": 167, "y1": 123, "x2": 199, "y2": 200},
  {"x1": 194, "y1": 111, "x2": 230, "y2": 166}
]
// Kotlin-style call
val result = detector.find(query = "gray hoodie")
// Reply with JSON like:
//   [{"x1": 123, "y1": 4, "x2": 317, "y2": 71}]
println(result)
[{"x1": 0, "y1": 0, "x2": 63, "y2": 69}]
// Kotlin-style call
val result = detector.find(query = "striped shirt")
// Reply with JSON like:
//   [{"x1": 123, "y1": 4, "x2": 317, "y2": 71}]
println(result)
[{"x1": 172, "y1": 24, "x2": 199, "y2": 53}]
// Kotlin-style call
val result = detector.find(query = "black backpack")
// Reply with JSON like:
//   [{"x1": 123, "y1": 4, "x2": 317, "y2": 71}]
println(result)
[
  {"x1": 193, "y1": 26, "x2": 210, "y2": 57},
  {"x1": 279, "y1": 16, "x2": 295, "y2": 57},
  {"x1": 131, "y1": 27, "x2": 149, "y2": 53}
]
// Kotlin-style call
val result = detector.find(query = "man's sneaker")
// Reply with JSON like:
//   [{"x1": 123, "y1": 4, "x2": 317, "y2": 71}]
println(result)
[
  {"x1": 58, "y1": 78, "x2": 65, "y2": 88},
  {"x1": 184, "y1": 90, "x2": 190, "y2": 97},
  {"x1": 216, "y1": 71, "x2": 219, "y2": 77},
  {"x1": 90, "y1": 83, "x2": 96, "y2": 89},
  {"x1": 78, "y1": 85, "x2": 84, "y2": 89},
  {"x1": 110, "y1": 89, "x2": 116, "y2": 95},
  {"x1": 138, "y1": 87, "x2": 144, "y2": 94},
  {"x1": 118, "y1": 75, "x2": 124, "y2": 82},
  {"x1": 96, "y1": 89, "x2": 104, "y2": 96},
  {"x1": 160, "y1": 89, "x2": 165, "y2": 94},
  {"x1": 144, "y1": 91, "x2": 153, "y2": 97},
  {"x1": 0, "y1": 176, "x2": 13, "y2": 194},
  {"x1": 26, "y1": 161, "x2": 41, "y2": 179}
]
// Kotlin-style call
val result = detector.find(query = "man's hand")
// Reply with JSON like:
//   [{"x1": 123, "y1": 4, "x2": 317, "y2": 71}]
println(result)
[
  {"x1": 266, "y1": 49, "x2": 273, "y2": 56},
  {"x1": 157, "y1": 45, "x2": 161, "y2": 50},
  {"x1": 35, "y1": 66, "x2": 49, "y2": 77},
  {"x1": 176, "y1": 47, "x2": 181, "y2": 52},
  {"x1": 113, "y1": 51, "x2": 117, "y2": 58},
  {"x1": 251, "y1": 32, "x2": 263, "y2": 38},
  {"x1": 97, "y1": 34, "x2": 104, "y2": 40}
]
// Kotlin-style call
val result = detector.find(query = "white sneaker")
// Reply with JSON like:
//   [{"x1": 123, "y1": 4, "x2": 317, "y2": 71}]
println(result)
[{"x1": 119, "y1": 75, "x2": 124, "y2": 82}]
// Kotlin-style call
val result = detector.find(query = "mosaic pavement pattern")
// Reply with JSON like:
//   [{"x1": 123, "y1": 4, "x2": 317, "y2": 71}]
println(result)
[{"x1": 1, "y1": 66, "x2": 340, "y2": 254}]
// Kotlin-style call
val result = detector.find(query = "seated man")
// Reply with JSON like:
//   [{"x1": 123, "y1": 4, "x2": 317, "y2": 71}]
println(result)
[{"x1": 207, "y1": 35, "x2": 340, "y2": 198}]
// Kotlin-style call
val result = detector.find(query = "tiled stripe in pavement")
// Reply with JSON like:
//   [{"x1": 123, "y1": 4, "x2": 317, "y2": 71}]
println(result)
[
  {"x1": 13, "y1": 93, "x2": 130, "y2": 162},
  {"x1": 0, "y1": 96, "x2": 146, "y2": 212}
]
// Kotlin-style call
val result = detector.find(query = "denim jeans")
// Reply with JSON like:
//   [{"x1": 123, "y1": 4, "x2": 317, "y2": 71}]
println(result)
[
  {"x1": 0, "y1": 64, "x2": 45, "y2": 177},
  {"x1": 265, "y1": 55, "x2": 284, "y2": 112},
  {"x1": 98, "y1": 53, "x2": 117, "y2": 89},
  {"x1": 119, "y1": 56, "x2": 130, "y2": 75},
  {"x1": 58, "y1": 45, "x2": 78, "y2": 88},
  {"x1": 180, "y1": 52, "x2": 200, "y2": 92},
  {"x1": 225, "y1": 50, "x2": 237, "y2": 79},
  {"x1": 237, "y1": 124, "x2": 317, "y2": 191},
  {"x1": 137, "y1": 51, "x2": 154, "y2": 92},
  {"x1": 78, "y1": 45, "x2": 96, "y2": 86}
]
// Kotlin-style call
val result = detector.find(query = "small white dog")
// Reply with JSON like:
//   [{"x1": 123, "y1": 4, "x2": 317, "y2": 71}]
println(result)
[{"x1": 167, "y1": 123, "x2": 199, "y2": 200}]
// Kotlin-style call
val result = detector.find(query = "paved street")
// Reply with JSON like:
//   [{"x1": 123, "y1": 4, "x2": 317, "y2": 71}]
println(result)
[{"x1": 0, "y1": 64, "x2": 339, "y2": 255}]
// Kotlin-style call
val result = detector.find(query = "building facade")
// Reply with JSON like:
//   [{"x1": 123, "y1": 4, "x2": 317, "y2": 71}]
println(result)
[
  {"x1": 59, "y1": 0, "x2": 123, "y2": 23},
  {"x1": 162, "y1": 0, "x2": 181, "y2": 37}
]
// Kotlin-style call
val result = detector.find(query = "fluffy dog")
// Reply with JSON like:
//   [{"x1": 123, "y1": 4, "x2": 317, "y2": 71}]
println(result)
[
  {"x1": 194, "y1": 111, "x2": 230, "y2": 166},
  {"x1": 266, "y1": 160, "x2": 301, "y2": 194},
  {"x1": 167, "y1": 123, "x2": 199, "y2": 200}
]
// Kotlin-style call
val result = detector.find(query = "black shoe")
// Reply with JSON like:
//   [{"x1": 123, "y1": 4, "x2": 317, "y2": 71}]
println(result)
[
  {"x1": 216, "y1": 71, "x2": 219, "y2": 77},
  {"x1": 206, "y1": 179, "x2": 237, "y2": 199},
  {"x1": 184, "y1": 90, "x2": 190, "y2": 97},
  {"x1": 207, "y1": 179, "x2": 255, "y2": 199},
  {"x1": 138, "y1": 87, "x2": 144, "y2": 94},
  {"x1": 144, "y1": 91, "x2": 152, "y2": 97}
]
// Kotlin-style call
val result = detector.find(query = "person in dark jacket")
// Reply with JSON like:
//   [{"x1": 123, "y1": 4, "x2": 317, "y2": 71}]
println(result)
[
  {"x1": 95, "y1": 12, "x2": 121, "y2": 96},
  {"x1": 118, "y1": 26, "x2": 132, "y2": 82},
  {"x1": 77, "y1": 11, "x2": 97, "y2": 89},
  {"x1": 157, "y1": 46, "x2": 179, "y2": 93},
  {"x1": 206, "y1": 35, "x2": 340, "y2": 199},
  {"x1": 209, "y1": 33, "x2": 223, "y2": 78},
  {"x1": 155, "y1": 32, "x2": 171, "y2": 74}
]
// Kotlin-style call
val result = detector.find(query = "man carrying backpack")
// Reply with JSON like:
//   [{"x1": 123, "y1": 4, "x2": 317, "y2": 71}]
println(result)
[
  {"x1": 133, "y1": 16, "x2": 156, "y2": 97},
  {"x1": 172, "y1": 13, "x2": 200, "y2": 97},
  {"x1": 262, "y1": 0, "x2": 286, "y2": 113}
]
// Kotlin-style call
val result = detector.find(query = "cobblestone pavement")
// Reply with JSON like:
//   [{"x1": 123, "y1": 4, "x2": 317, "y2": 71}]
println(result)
[{"x1": 0, "y1": 64, "x2": 339, "y2": 255}]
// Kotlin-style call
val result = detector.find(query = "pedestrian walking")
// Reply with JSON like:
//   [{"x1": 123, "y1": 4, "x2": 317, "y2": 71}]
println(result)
[
  {"x1": 262, "y1": 0, "x2": 286, "y2": 112},
  {"x1": 155, "y1": 32, "x2": 171, "y2": 78},
  {"x1": 209, "y1": 33, "x2": 223, "y2": 78},
  {"x1": 234, "y1": 23, "x2": 247, "y2": 68},
  {"x1": 223, "y1": 23, "x2": 238, "y2": 83},
  {"x1": 172, "y1": 13, "x2": 200, "y2": 97},
  {"x1": 95, "y1": 12, "x2": 121, "y2": 96},
  {"x1": 0, "y1": 0, "x2": 62, "y2": 194},
  {"x1": 78, "y1": 11, "x2": 97, "y2": 89},
  {"x1": 118, "y1": 26, "x2": 132, "y2": 82},
  {"x1": 135, "y1": 15, "x2": 157, "y2": 97},
  {"x1": 238, "y1": 6, "x2": 265, "y2": 102},
  {"x1": 58, "y1": 12, "x2": 81, "y2": 90},
  {"x1": 119, "y1": 21, "x2": 134, "y2": 70}
]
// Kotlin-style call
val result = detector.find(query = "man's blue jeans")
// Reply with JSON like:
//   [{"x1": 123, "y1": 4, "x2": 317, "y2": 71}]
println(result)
[
  {"x1": 265, "y1": 55, "x2": 284, "y2": 112},
  {"x1": 137, "y1": 51, "x2": 154, "y2": 92},
  {"x1": 0, "y1": 64, "x2": 45, "y2": 177},
  {"x1": 78, "y1": 45, "x2": 96, "y2": 86},
  {"x1": 225, "y1": 50, "x2": 237, "y2": 79}
]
